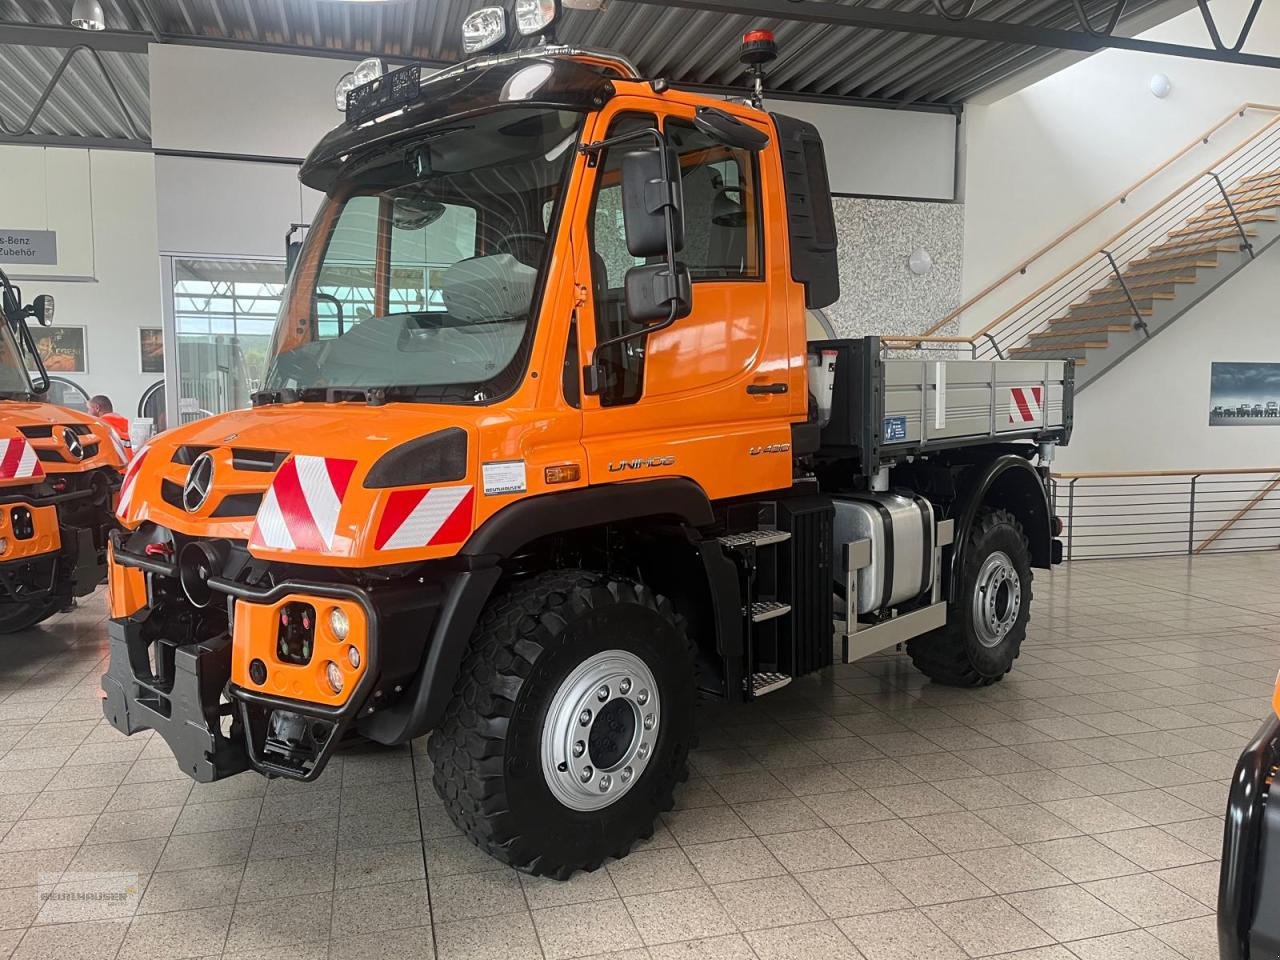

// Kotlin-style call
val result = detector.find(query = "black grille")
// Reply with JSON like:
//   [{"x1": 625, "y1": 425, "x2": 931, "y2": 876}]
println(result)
[
  {"x1": 171, "y1": 445, "x2": 213, "y2": 466},
  {"x1": 35, "y1": 449, "x2": 65, "y2": 463},
  {"x1": 231, "y1": 449, "x2": 286, "y2": 472},
  {"x1": 211, "y1": 492, "x2": 264, "y2": 517},
  {"x1": 780, "y1": 496, "x2": 835, "y2": 677},
  {"x1": 17, "y1": 425, "x2": 53, "y2": 439},
  {"x1": 160, "y1": 479, "x2": 184, "y2": 509}
]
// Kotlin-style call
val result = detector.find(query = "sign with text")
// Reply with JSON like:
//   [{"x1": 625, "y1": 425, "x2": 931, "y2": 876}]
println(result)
[{"x1": 0, "y1": 230, "x2": 57, "y2": 265}]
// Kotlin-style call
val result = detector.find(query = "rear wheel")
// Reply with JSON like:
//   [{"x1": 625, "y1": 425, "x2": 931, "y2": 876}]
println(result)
[
  {"x1": 428, "y1": 569, "x2": 695, "y2": 878},
  {"x1": 0, "y1": 599, "x2": 62, "y2": 634},
  {"x1": 907, "y1": 508, "x2": 1032, "y2": 686}
]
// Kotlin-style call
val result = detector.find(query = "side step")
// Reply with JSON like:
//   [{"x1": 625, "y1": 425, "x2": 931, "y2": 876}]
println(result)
[
  {"x1": 744, "y1": 672, "x2": 792, "y2": 696},
  {"x1": 751, "y1": 600, "x2": 791, "y2": 623},
  {"x1": 719, "y1": 530, "x2": 791, "y2": 549}
]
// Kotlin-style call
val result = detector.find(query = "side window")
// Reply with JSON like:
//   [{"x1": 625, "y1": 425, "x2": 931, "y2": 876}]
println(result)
[
  {"x1": 315, "y1": 195, "x2": 379, "y2": 339},
  {"x1": 587, "y1": 112, "x2": 656, "y2": 408},
  {"x1": 666, "y1": 119, "x2": 762, "y2": 281}
]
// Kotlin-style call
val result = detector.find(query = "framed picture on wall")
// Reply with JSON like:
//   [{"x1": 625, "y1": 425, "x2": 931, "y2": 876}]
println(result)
[
  {"x1": 1209, "y1": 362, "x2": 1280, "y2": 425},
  {"x1": 139, "y1": 328, "x2": 164, "y2": 374},
  {"x1": 28, "y1": 325, "x2": 87, "y2": 375}
]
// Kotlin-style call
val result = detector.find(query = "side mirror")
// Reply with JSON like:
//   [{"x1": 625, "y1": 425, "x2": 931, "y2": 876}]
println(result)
[
  {"x1": 31, "y1": 295, "x2": 54, "y2": 326},
  {"x1": 621, "y1": 146, "x2": 684, "y2": 259},
  {"x1": 693, "y1": 107, "x2": 770, "y2": 152},
  {"x1": 624, "y1": 262, "x2": 691, "y2": 324},
  {"x1": 285, "y1": 241, "x2": 303, "y2": 281}
]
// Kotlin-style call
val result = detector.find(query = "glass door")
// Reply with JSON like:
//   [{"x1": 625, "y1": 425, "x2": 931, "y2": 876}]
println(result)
[{"x1": 161, "y1": 257, "x2": 285, "y2": 430}]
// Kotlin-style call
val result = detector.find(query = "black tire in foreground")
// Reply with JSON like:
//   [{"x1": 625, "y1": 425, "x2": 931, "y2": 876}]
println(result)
[
  {"x1": 428, "y1": 569, "x2": 695, "y2": 879},
  {"x1": 0, "y1": 599, "x2": 62, "y2": 634},
  {"x1": 907, "y1": 507, "x2": 1032, "y2": 687}
]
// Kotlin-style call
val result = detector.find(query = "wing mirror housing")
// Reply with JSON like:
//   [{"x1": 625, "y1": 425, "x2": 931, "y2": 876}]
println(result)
[
  {"x1": 692, "y1": 106, "x2": 770, "y2": 152},
  {"x1": 31, "y1": 295, "x2": 54, "y2": 326},
  {"x1": 624, "y1": 262, "x2": 691, "y2": 324},
  {"x1": 620, "y1": 145, "x2": 684, "y2": 258}
]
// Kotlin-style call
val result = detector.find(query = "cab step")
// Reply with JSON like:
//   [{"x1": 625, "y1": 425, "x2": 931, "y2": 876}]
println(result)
[
  {"x1": 751, "y1": 600, "x2": 791, "y2": 623},
  {"x1": 719, "y1": 529, "x2": 792, "y2": 549},
  {"x1": 745, "y1": 672, "x2": 793, "y2": 696}
]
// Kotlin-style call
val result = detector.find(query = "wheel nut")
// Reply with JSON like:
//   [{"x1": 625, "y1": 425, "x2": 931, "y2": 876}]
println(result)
[
  {"x1": 573, "y1": 740, "x2": 585, "y2": 758},
  {"x1": 637, "y1": 689, "x2": 649, "y2": 705},
  {"x1": 637, "y1": 743, "x2": 650, "y2": 759},
  {"x1": 580, "y1": 766, "x2": 593, "y2": 782},
  {"x1": 643, "y1": 714, "x2": 655, "y2": 730},
  {"x1": 619, "y1": 678, "x2": 631, "y2": 694},
  {"x1": 599, "y1": 775, "x2": 611, "y2": 791},
  {"x1": 596, "y1": 685, "x2": 609, "y2": 702},
  {"x1": 621, "y1": 766, "x2": 633, "y2": 782},
  {"x1": 578, "y1": 709, "x2": 592, "y2": 726}
]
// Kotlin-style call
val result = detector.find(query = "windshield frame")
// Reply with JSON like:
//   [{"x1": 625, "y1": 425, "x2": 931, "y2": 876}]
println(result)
[
  {"x1": 0, "y1": 276, "x2": 41, "y2": 400},
  {"x1": 264, "y1": 105, "x2": 586, "y2": 407}
]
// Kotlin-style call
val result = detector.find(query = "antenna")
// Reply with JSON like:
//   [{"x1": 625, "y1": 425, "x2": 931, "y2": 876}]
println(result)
[{"x1": 739, "y1": 29, "x2": 778, "y2": 110}]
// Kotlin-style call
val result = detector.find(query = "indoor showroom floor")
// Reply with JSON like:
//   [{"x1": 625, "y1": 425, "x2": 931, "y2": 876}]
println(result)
[{"x1": 1, "y1": 554, "x2": 1276, "y2": 960}]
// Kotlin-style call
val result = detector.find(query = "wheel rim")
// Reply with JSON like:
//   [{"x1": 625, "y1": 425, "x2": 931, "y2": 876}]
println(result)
[
  {"x1": 540, "y1": 649, "x2": 660, "y2": 812},
  {"x1": 972, "y1": 550, "x2": 1021, "y2": 648}
]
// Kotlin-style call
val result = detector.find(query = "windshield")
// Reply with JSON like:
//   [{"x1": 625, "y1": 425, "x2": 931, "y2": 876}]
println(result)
[
  {"x1": 0, "y1": 324, "x2": 34, "y2": 398},
  {"x1": 264, "y1": 107, "x2": 584, "y2": 402}
]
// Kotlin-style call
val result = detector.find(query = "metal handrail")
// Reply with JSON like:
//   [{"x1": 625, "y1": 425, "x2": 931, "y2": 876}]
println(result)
[
  {"x1": 892, "y1": 102, "x2": 1280, "y2": 358},
  {"x1": 1050, "y1": 467, "x2": 1280, "y2": 559}
]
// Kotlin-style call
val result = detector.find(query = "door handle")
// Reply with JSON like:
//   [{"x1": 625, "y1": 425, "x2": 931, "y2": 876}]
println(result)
[{"x1": 746, "y1": 382, "x2": 788, "y2": 395}]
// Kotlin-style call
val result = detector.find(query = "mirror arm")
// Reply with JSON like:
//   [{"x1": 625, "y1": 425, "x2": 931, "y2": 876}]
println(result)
[
  {"x1": 11, "y1": 315, "x2": 49, "y2": 396},
  {"x1": 583, "y1": 127, "x2": 682, "y2": 397}
]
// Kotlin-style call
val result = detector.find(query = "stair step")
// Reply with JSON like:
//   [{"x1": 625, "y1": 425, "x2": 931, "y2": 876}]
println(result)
[
  {"x1": 1088, "y1": 288, "x2": 1177, "y2": 307},
  {"x1": 1031, "y1": 324, "x2": 1129, "y2": 342},
  {"x1": 1131, "y1": 244, "x2": 1234, "y2": 268},
  {"x1": 1010, "y1": 342, "x2": 1098, "y2": 359},
  {"x1": 1104, "y1": 272, "x2": 1197, "y2": 291},
  {"x1": 1150, "y1": 228, "x2": 1257, "y2": 254},
  {"x1": 1239, "y1": 169, "x2": 1280, "y2": 189},
  {"x1": 718, "y1": 530, "x2": 791, "y2": 550},
  {"x1": 1188, "y1": 201, "x2": 1280, "y2": 226},
  {"x1": 1124, "y1": 257, "x2": 1219, "y2": 276},
  {"x1": 1168, "y1": 213, "x2": 1274, "y2": 240},
  {"x1": 750, "y1": 600, "x2": 791, "y2": 623},
  {"x1": 1068, "y1": 301, "x2": 1154, "y2": 320},
  {"x1": 745, "y1": 672, "x2": 793, "y2": 696}
]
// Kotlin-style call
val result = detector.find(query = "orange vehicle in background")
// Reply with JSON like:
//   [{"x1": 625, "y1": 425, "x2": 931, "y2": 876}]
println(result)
[
  {"x1": 0, "y1": 269, "x2": 125, "y2": 632},
  {"x1": 102, "y1": 17, "x2": 1072, "y2": 879}
]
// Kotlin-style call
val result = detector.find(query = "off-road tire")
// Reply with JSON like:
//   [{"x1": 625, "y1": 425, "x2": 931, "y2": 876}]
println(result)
[
  {"x1": 427, "y1": 569, "x2": 695, "y2": 879},
  {"x1": 907, "y1": 508, "x2": 1032, "y2": 687},
  {"x1": 0, "y1": 599, "x2": 62, "y2": 634}
]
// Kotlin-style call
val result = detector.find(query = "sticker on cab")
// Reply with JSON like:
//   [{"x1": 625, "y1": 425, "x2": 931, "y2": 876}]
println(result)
[{"x1": 482, "y1": 460, "x2": 527, "y2": 496}]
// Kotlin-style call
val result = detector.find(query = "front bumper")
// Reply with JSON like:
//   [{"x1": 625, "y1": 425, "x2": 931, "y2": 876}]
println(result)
[
  {"x1": 102, "y1": 570, "x2": 440, "y2": 782},
  {"x1": 0, "y1": 490, "x2": 111, "y2": 604},
  {"x1": 1220, "y1": 713, "x2": 1280, "y2": 960}
]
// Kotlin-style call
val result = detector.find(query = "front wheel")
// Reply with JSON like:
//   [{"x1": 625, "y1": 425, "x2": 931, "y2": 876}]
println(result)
[
  {"x1": 907, "y1": 508, "x2": 1032, "y2": 687},
  {"x1": 428, "y1": 569, "x2": 695, "y2": 879},
  {"x1": 0, "y1": 599, "x2": 62, "y2": 634}
]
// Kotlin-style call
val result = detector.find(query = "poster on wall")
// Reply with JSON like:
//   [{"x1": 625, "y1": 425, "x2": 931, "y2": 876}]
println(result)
[
  {"x1": 139, "y1": 328, "x2": 164, "y2": 373},
  {"x1": 1209, "y1": 362, "x2": 1280, "y2": 425},
  {"x1": 28, "y1": 325, "x2": 87, "y2": 374}
]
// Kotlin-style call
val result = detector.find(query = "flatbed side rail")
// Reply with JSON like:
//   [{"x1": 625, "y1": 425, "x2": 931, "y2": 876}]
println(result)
[{"x1": 1050, "y1": 467, "x2": 1280, "y2": 559}]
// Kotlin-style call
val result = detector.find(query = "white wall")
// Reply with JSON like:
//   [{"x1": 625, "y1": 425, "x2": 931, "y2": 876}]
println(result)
[
  {"x1": 766, "y1": 99, "x2": 958, "y2": 200},
  {"x1": 1057, "y1": 244, "x2": 1280, "y2": 473},
  {"x1": 961, "y1": 0, "x2": 1280, "y2": 330},
  {"x1": 0, "y1": 147, "x2": 164, "y2": 416}
]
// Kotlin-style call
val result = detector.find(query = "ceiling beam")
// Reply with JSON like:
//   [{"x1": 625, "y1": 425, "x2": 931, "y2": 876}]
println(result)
[
  {"x1": 0, "y1": 22, "x2": 151, "y2": 54},
  {"x1": 622, "y1": 0, "x2": 1280, "y2": 69}
]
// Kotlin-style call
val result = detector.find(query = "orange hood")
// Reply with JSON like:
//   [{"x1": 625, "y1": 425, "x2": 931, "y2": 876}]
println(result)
[
  {"x1": 117, "y1": 402, "x2": 486, "y2": 568},
  {"x1": 0, "y1": 401, "x2": 126, "y2": 487}
]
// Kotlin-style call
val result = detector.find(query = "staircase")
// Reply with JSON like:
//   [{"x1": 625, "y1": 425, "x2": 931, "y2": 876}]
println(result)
[
  {"x1": 887, "y1": 104, "x2": 1280, "y2": 389},
  {"x1": 1008, "y1": 170, "x2": 1280, "y2": 384}
]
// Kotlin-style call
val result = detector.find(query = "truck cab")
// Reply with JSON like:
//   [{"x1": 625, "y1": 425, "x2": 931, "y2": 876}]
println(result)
[
  {"x1": 0, "y1": 269, "x2": 125, "y2": 631},
  {"x1": 102, "y1": 20, "x2": 1070, "y2": 879}
]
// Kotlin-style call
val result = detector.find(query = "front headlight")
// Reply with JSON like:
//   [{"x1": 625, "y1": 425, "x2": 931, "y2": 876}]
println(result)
[
  {"x1": 334, "y1": 71, "x2": 357, "y2": 111},
  {"x1": 462, "y1": 6, "x2": 508, "y2": 54},
  {"x1": 352, "y1": 57, "x2": 384, "y2": 87},
  {"x1": 514, "y1": 0, "x2": 559, "y2": 36}
]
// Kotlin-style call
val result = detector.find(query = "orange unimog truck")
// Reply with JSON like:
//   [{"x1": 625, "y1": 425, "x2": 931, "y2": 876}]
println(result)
[
  {"x1": 102, "y1": 11, "x2": 1073, "y2": 878},
  {"x1": 0, "y1": 269, "x2": 125, "y2": 632}
]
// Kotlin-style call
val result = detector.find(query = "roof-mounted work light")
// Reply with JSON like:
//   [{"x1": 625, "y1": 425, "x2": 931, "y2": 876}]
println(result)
[
  {"x1": 462, "y1": 7, "x2": 509, "y2": 54},
  {"x1": 334, "y1": 57, "x2": 385, "y2": 111},
  {"x1": 514, "y1": 0, "x2": 560, "y2": 37}
]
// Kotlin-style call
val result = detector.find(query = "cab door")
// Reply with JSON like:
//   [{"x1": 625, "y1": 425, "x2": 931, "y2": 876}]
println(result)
[{"x1": 575, "y1": 98, "x2": 800, "y2": 502}]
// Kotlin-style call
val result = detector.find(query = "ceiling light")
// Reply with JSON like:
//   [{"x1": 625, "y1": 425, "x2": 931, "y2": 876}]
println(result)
[
  {"x1": 908, "y1": 248, "x2": 934, "y2": 276},
  {"x1": 1150, "y1": 73, "x2": 1172, "y2": 99},
  {"x1": 70, "y1": 0, "x2": 106, "y2": 30}
]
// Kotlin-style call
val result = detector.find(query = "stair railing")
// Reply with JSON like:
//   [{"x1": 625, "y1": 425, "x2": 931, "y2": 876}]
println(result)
[{"x1": 885, "y1": 103, "x2": 1280, "y2": 359}]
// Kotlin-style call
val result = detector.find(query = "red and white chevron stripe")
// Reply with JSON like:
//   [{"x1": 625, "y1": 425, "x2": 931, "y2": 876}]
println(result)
[
  {"x1": 375, "y1": 485, "x2": 473, "y2": 552},
  {"x1": 250, "y1": 455, "x2": 357, "y2": 553},
  {"x1": 0, "y1": 437, "x2": 42, "y2": 482},
  {"x1": 1008, "y1": 386, "x2": 1043, "y2": 425},
  {"x1": 115, "y1": 446, "x2": 148, "y2": 519}
]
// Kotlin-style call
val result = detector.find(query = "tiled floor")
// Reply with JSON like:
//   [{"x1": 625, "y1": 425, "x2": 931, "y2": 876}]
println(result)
[{"x1": 2, "y1": 552, "x2": 1277, "y2": 960}]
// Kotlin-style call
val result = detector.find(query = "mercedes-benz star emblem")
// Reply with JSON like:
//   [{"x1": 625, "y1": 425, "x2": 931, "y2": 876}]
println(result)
[
  {"x1": 182, "y1": 453, "x2": 215, "y2": 513},
  {"x1": 61, "y1": 426, "x2": 84, "y2": 461}
]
